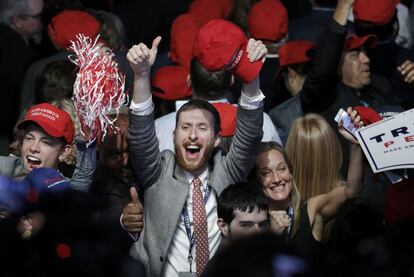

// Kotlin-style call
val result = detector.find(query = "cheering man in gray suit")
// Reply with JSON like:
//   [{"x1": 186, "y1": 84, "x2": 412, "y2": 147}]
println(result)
[{"x1": 123, "y1": 19, "x2": 268, "y2": 277}]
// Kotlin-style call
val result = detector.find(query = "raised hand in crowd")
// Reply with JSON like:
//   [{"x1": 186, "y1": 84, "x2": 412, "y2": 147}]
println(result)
[
  {"x1": 127, "y1": 36, "x2": 161, "y2": 104},
  {"x1": 338, "y1": 106, "x2": 364, "y2": 145},
  {"x1": 242, "y1": 38, "x2": 267, "y2": 96},
  {"x1": 398, "y1": 60, "x2": 414, "y2": 84},
  {"x1": 246, "y1": 38, "x2": 268, "y2": 64},
  {"x1": 127, "y1": 36, "x2": 162, "y2": 76},
  {"x1": 334, "y1": 0, "x2": 355, "y2": 25},
  {"x1": 121, "y1": 187, "x2": 144, "y2": 234}
]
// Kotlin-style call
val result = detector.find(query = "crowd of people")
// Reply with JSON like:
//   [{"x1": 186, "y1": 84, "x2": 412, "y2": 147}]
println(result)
[{"x1": 0, "y1": 0, "x2": 414, "y2": 276}]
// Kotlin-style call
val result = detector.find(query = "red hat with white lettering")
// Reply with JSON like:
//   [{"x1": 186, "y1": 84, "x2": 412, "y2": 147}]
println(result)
[
  {"x1": 17, "y1": 103, "x2": 75, "y2": 144},
  {"x1": 193, "y1": 19, "x2": 264, "y2": 83}
]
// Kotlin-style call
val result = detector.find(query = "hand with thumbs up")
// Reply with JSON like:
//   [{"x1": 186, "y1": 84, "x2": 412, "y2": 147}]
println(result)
[
  {"x1": 127, "y1": 36, "x2": 162, "y2": 77},
  {"x1": 121, "y1": 187, "x2": 144, "y2": 234},
  {"x1": 127, "y1": 36, "x2": 162, "y2": 104}
]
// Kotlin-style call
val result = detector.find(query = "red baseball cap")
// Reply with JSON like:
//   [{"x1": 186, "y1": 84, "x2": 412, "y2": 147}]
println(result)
[
  {"x1": 151, "y1": 66, "x2": 192, "y2": 101},
  {"x1": 343, "y1": 34, "x2": 378, "y2": 51},
  {"x1": 170, "y1": 14, "x2": 200, "y2": 69},
  {"x1": 188, "y1": 0, "x2": 225, "y2": 26},
  {"x1": 248, "y1": 0, "x2": 288, "y2": 42},
  {"x1": 275, "y1": 40, "x2": 315, "y2": 77},
  {"x1": 193, "y1": 19, "x2": 264, "y2": 83},
  {"x1": 353, "y1": 0, "x2": 399, "y2": 26},
  {"x1": 48, "y1": 10, "x2": 101, "y2": 49},
  {"x1": 17, "y1": 103, "x2": 75, "y2": 145},
  {"x1": 212, "y1": 103, "x2": 237, "y2": 136}
]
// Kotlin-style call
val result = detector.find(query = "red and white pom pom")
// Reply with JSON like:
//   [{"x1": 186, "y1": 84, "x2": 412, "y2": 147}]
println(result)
[{"x1": 68, "y1": 34, "x2": 127, "y2": 145}]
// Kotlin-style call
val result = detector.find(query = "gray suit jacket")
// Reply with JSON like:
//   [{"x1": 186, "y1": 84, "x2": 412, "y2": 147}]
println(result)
[
  {"x1": 128, "y1": 105, "x2": 263, "y2": 277},
  {"x1": 0, "y1": 155, "x2": 25, "y2": 177}
]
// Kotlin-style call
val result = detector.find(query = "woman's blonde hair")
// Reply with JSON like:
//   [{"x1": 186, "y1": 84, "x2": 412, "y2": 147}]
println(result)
[
  {"x1": 285, "y1": 114, "x2": 343, "y2": 200},
  {"x1": 256, "y1": 141, "x2": 301, "y2": 239},
  {"x1": 285, "y1": 114, "x2": 343, "y2": 241}
]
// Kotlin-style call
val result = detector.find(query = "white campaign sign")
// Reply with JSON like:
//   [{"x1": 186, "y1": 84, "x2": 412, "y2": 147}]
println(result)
[{"x1": 355, "y1": 108, "x2": 414, "y2": 173}]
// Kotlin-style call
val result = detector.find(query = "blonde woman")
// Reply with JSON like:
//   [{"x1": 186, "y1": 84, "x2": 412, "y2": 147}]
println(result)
[
  {"x1": 254, "y1": 108, "x2": 363, "y2": 271},
  {"x1": 285, "y1": 113, "x2": 343, "y2": 201}
]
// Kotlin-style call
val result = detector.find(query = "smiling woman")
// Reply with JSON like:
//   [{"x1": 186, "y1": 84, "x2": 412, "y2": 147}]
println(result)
[
  {"x1": 255, "y1": 142, "x2": 301, "y2": 237},
  {"x1": 253, "y1": 108, "x2": 364, "y2": 273}
]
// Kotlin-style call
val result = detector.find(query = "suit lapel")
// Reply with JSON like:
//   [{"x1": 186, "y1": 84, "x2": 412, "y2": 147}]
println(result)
[{"x1": 159, "y1": 162, "x2": 191, "y2": 250}]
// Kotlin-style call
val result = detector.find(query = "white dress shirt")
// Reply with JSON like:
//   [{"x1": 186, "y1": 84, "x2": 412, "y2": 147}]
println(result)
[{"x1": 162, "y1": 169, "x2": 221, "y2": 276}]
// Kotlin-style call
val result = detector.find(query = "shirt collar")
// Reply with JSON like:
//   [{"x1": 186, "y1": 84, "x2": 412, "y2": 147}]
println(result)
[{"x1": 183, "y1": 168, "x2": 209, "y2": 189}]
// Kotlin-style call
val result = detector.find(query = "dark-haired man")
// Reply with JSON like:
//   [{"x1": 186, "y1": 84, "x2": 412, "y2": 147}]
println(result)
[
  {"x1": 269, "y1": 0, "x2": 353, "y2": 144},
  {"x1": 123, "y1": 20, "x2": 267, "y2": 277},
  {"x1": 91, "y1": 112, "x2": 137, "y2": 223},
  {"x1": 352, "y1": 0, "x2": 414, "y2": 109},
  {"x1": 217, "y1": 183, "x2": 269, "y2": 245}
]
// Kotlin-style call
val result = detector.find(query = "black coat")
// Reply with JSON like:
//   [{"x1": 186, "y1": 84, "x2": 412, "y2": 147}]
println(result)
[{"x1": 0, "y1": 24, "x2": 37, "y2": 137}]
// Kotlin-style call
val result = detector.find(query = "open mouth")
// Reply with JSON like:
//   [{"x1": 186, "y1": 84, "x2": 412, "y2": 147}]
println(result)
[
  {"x1": 27, "y1": 156, "x2": 41, "y2": 168},
  {"x1": 185, "y1": 144, "x2": 201, "y2": 160}
]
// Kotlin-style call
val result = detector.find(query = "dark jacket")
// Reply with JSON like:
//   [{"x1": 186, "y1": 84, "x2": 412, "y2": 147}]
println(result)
[
  {"x1": 90, "y1": 165, "x2": 134, "y2": 225},
  {"x1": 269, "y1": 18, "x2": 346, "y2": 144},
  {"x1": 0, "y1": 24, "x2": 37, "y2": 136},
  {"x1": 367, "y1": 41, "x2": 414, "y2": 110}
]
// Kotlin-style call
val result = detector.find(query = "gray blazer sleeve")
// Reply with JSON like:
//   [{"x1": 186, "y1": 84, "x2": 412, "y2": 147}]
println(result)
[
  {"x1": 225, "y1": 105, "x2": 264, "y2": 182},
  {"x1": 128, "y1": 111, "x2": 162, "y2": 191},
  {"x1": 0, "y1": 156, "x2": 25, "y2": 177},
  {"x1": 70, "y1": 142, "x2": 97, "y2": 192}
]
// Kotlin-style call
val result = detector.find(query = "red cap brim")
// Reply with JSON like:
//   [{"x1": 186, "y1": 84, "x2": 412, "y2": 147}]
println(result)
[
  {"x1": 17, "y1": 119, "x2": 71, "y2": 144},
  {"x1": 233, "y1": 43, "x2": 264, "y2": 84},
  {"x1": 344, "y1": 34, "x2": 378, "y2": 51}
]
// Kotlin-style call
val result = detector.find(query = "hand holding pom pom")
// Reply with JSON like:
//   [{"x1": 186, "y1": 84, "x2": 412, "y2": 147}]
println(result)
[{"x1": 68, "y1": 34, "x2": 128, "y2": 145}]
